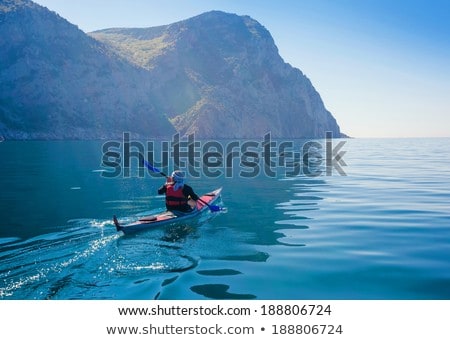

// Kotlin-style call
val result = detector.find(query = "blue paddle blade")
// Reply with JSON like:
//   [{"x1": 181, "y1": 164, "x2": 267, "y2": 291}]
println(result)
[
  {"x1": 209, "y1": 205, "x2": 221, "y2": 212},
  {"x1": 143, "y1": 160, "x2": 160, "y2": 173}
]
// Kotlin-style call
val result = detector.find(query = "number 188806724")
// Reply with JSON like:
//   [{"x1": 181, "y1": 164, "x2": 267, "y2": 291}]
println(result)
[{"x1": 260, "y1": 304, "x2": 332, "y2": 316}]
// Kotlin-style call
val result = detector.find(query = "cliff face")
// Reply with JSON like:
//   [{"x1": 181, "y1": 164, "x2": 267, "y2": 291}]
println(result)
[
  {"x1": 92, "y1": 11, "x2": 341, "y2": 138},
  {"x1": 1, "y1": 1, "x2": 341, "y2": 140},
  {"x1": 0, "y1": 0, "x2": 175, "y2": 139}
]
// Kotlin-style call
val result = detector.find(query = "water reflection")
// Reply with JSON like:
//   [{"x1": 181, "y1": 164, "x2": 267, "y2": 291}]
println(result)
[
  {"x1": 190, "y1": 284, "x2": 256, "y2": 299},
  {"x1": 273, "y1": 177, "x2": 327, "y2": 246},
  {"x1": 197, "y1": 269, "x2": 242, "y2": 276}
]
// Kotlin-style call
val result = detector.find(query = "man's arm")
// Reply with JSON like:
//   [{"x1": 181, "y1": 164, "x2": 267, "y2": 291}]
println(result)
[
  {"x1": 183, "y1": 185, "x2": 199, "y2": 200},
  {"x1": 157, "y1": 185, "x2": 166, "y2": 195}
]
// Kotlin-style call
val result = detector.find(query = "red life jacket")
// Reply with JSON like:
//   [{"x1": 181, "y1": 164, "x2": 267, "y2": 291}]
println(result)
[{"x1": 165, "y1": 180, "x2": 187, "y2": 207}]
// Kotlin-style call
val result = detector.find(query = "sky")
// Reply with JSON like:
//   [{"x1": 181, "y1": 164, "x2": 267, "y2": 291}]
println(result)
[{"x1": 32, "y1": 0, "x2": 450, "y2": 138}]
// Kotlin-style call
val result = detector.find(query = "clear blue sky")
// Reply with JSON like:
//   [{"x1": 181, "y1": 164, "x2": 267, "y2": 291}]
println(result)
[{"x1": 33, "y1": 0, "x2": 450, "y2": 138}]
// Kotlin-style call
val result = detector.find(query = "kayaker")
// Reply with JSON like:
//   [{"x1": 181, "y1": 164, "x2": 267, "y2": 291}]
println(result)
[{"x1": 158, "y1": 170, "x2": 199, "y2": 212}]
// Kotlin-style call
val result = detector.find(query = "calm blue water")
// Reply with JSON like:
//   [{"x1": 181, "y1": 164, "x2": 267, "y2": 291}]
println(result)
[{"x1": 1, "y1": 138, "x2": 450, "y2": 299}]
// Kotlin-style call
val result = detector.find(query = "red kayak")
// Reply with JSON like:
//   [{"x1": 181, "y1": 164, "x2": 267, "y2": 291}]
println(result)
[{"x1": 113, "y1": 188, "x2": 223, "y2": 234}]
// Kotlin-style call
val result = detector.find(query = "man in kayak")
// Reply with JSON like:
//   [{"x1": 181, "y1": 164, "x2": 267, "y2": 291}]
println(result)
[{"x1": 158, "y1": 170, "x2": 200, "y2": 213}]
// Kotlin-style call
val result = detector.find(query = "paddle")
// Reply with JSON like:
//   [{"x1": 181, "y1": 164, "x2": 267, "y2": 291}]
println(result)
[{"x1": 143, "y1": 160, "x2": 222, "y2": 212}]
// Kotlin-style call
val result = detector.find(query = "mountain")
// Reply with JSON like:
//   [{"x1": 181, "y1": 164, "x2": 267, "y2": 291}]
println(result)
[
  {"x1": 1, "y1": 1, "x2": 342, "y2": 139},
  {"x1": 92, "y1": 11, "x2": 341, "y2": 138},
  {"x1": 0, "y1": 0, "x2": 175, "y2": 139}
]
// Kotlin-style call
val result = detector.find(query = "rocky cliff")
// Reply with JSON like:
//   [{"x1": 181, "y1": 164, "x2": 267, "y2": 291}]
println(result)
[
  {"x1": 1, "y1": 1, "x2": 341, "y2": 139},
  {"x1": 92, "y1": 11, "x2": 341, "y2": 138},
  {"x1": 0, "y1": 0, "x2": 174, "y2": 139}
]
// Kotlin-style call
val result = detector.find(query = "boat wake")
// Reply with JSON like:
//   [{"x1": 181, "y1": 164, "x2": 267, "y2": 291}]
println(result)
[{"x1": 0, "y1": 214, "x2": 219, "y2": 299}]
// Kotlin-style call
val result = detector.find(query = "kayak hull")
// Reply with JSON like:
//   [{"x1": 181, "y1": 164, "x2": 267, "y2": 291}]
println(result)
[{"x1": 114, "y1": 187, "x2": 222, "y2": 234}]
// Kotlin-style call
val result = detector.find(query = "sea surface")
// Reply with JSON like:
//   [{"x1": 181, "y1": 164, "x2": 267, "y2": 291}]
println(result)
[{"x1": 1, "y1": 138, "x2": 450, "y2": 300}]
